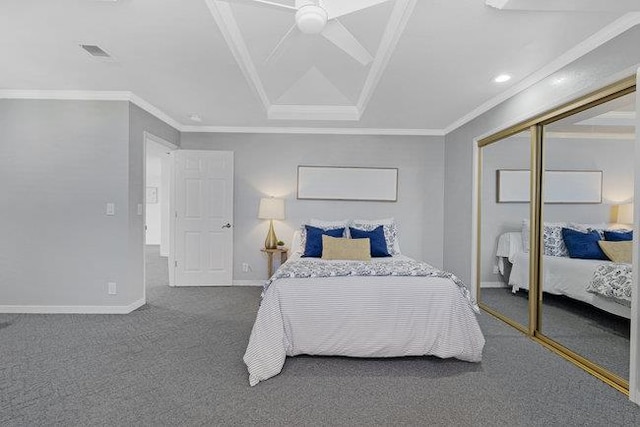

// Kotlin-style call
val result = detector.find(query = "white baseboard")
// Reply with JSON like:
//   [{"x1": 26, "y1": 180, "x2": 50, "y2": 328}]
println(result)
[
  {"x1": 233, "y1": 280, "x2": 264, "y2": 286},
  {"x1": 0, "y1": 298, "x2": 146, "y2": 314},
  {"x1": 481, "y1": 281, "x2": 510, "y2": 289},
  {"x1": 169, "y1": 281, "x2": 263, "y2": 287}
]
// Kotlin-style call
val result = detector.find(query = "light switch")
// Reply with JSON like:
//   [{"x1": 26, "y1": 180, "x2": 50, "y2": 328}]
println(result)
[
  {"x1": 106, "y1": 203, "x2": 115, "y2": 216},
  {"x1": 137, "y1": 203, "x2": 143, "y2": 215}
]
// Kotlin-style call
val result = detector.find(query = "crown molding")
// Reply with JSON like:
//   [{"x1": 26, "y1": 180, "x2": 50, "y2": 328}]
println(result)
[
  {"x1": 268, "y1": 104, "x2": 360, "y2": 121},
  {"x1": 180, "y1": 125, "x2": 444, "y2": 136},
  {"x1": 0, "y1": 89, "x2": 131, "y2": 100},
  {"x1": 486, "y1": 0, "x2": 640, "y2": 12},
  {"x1": 0, "y1": 89, "x2": 183, "y2": 131},
  {"x1": 576, "y1": 110, "x2": 636, "y2": 126},
  {"x1": 0, "y1": 89, "x2": 440, "y2": 135},
  {"x1": 443, "y1": 12, "x2": 640, "y2": 135},
  {"x1": 546, "y1": 131, "x2": 635, "y2": 140},
  {"x1": 129, "y1": 93, "x2": 183, "y2": 129}
]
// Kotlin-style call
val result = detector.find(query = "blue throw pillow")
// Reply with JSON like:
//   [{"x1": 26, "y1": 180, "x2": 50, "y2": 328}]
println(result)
[
  {"x1": 302, "y1": 225, "x2": 345, "y2": 258},
  {"x1": 562, "y1": 228, "x2": 607, "y2": 260},
  {"x1": 349, "y1": 226, "x2": 391, "y2": 257},
  {"x1": 604, "y1": 230, "x2": 633, "y2": 241}
]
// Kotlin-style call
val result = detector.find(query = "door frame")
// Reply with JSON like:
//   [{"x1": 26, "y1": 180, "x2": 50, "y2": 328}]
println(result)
[{"x1": 143, "y1": 131, "x2": 178, "y2": 296}]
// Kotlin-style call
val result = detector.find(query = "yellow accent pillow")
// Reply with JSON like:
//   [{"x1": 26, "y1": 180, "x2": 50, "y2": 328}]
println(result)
[
  {"x1": 321, "y1": 235, "x2": 371, "y2": 261},
  {"x1": 598, "y1": 241, "x2": 632, "y2": 264}
]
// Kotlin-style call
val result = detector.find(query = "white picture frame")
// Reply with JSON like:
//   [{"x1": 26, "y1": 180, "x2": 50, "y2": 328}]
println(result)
[
  {"x1": 297, "y1": 166, "x2": 398, "y2": 202},
  {"x1": 497, "y1": 170, "x2": 602, "y2": 203}
]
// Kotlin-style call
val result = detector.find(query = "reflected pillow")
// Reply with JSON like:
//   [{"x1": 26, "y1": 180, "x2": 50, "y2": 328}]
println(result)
[
  {"x1": 321, "y1": 236, "x2": 371, "y2": 261},
  {"x1": 543, "y1": 225, "x2": 570, "y2": 257},
  {"x1": 562, "y1": 228, "x2": 607, "y2": 260},
  {"x1": 349, "y1": 226, "x2": 391, "y2": 257},
  {"x1": 302, "y1": 225, "x2": 345, "y2": 258},
  {"x1": 598, "y1": 241, "x2": 632, "y2": 264},
  {"x1": 604, "y1": 230, "x2": 633, "y2": 242}
]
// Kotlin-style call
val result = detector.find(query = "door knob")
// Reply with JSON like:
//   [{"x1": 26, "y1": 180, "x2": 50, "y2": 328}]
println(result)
[{"x1": 222, "y1": 223, "x2": 232, "y2": 229}]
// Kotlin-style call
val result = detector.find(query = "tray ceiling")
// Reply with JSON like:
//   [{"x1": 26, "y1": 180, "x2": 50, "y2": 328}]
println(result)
[
  {"x1": 206, "y1": 0, "x2": 415, "y2": 121},
  {"x1": 0, "y1": 0, "x2": 636, "y2": 132}
]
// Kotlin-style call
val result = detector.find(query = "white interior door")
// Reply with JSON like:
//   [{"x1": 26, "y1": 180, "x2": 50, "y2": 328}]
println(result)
[{"x1": 173, "y1": 150, "x2": 233, "y2": 286}]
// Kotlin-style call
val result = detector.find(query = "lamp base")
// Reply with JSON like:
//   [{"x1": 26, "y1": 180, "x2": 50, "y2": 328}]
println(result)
[{"x1": 264, "y1": 219, "x2": 278, "y2": 249}]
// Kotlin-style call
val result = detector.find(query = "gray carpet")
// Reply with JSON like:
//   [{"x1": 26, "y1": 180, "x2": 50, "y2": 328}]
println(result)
[
  {"x1": 482, "y1": 287, "x2": 630, "y2": 379},
  {"x1": 1, "y1": 246, "x2": 640, "y2": 426}
]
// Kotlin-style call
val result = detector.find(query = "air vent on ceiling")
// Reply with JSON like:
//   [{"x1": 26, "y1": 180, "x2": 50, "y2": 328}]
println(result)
[{"x1": 80, "y1": 44, "x2": 111, "y2": 58}]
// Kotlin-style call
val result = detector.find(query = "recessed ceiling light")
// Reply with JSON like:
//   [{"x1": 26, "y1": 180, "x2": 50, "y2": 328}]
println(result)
[
  {"x1": 188, "y1": 114, "x2": 202, "y2": 123},
  {"x1": 551, "y1": 77, "x2": 566, "y2": 85},
  {"x1": 494, "y1": 74, "x2": 511, "y2": 83}
]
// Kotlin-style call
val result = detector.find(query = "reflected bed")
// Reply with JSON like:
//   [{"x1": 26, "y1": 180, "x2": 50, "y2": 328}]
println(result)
[{"x1": 497, "y1": 232, "x2": 631, "y2": 319}]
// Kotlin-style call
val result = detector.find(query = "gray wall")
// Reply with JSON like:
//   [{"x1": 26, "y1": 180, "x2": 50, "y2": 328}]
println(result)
[
  {"x1": 180, "y1": 133, "x2": 445, "y2": 280},
  {"x1": 479, "y1": 135, "x2": 635, "y2": 284},
  {"x1": 444, "y1": 24, "x2": 640, "y2": 287},
  {"x1": 0, "y1": 100, "x2": 131, "y2": 307},
  {"x1": 0, "y1": 100, "x2": 179, "y2": 310}
]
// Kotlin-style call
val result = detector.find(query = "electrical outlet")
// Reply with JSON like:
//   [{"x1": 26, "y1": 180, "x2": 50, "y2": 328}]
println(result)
[
  {"x1": 492, "y1": 265, "x2": 500, "y2": 274},
  {"x1": 108, "y1": 282, "x2": 117, "y2": 295},
  {"x1": 242, "y1": 263, "x2": 250, "y2": 273}
]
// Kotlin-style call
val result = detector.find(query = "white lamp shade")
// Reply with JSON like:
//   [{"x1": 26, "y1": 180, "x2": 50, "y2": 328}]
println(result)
[
  {"x1": 258, "y1": 197, "x2": 285, "y2": 220},
  {"x1": 617, "y1": 203, "x2": 634, "y2": 224}
]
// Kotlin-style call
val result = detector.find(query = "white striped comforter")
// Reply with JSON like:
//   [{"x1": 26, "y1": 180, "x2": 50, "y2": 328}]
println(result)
[{"x1": 243, "y1": 255, "x2": 485, "y2": 386}]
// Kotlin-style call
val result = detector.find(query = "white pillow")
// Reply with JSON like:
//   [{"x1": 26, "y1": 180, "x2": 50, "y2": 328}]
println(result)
[
  {"x1": 308, "y1": 218, "x2": 349, "y2": 229},
  {"x1": 291, "y1": 230, "x2": 303, "y2": 255},
  {"x1": 351, "y1": 218, "x2": 401, "y2": 255}
]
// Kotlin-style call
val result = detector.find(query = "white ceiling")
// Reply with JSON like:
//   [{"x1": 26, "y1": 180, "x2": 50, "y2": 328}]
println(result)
[{"x1": 0, "y1": 0, "x2": 636, "y2": 132}]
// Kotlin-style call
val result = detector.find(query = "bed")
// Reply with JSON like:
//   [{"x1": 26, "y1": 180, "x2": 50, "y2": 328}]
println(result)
[
  {"x1": 243, "y1": 222, "x2": 485, "y2": 386},
  {"x1": 496, "y1": 231, "x2": 631, "y2": 319}
]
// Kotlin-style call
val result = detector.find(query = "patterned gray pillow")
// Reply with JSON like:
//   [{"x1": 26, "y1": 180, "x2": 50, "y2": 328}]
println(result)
[
  {"x1": 350, "y1": 222, "x2": 399, "y2": 255},
  {"x1": 543, "y1": 225, "x2": 569, "y2": 257},
  {"x1": 522, "y1": 219, "x2": 572, "y2": 257}
]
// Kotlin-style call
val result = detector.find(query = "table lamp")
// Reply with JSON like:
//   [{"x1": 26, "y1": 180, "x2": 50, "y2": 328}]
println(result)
[
  {"x1": 258, "y1": 197, "x2": 285, "y2": 249},
  {"x1": 616, "y1": 202, "x2": 634, "y2": 225}
]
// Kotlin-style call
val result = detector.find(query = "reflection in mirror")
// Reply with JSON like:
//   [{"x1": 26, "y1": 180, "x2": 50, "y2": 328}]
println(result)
[
  {"x1": 540, "y1": 92, "x2": 635, "y2": 381},
  {"x1": 479, "y1": 130, "x2": 531, "y2": 329}
]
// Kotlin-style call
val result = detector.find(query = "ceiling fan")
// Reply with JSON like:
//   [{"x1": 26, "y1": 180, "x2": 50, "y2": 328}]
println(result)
[{"x1": 220, "y1": 0, "x2": 391, "y2": 65}]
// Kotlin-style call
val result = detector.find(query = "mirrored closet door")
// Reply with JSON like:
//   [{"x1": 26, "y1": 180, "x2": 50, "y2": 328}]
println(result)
[
  {"x1": 477, "y1": 76, "x2": 636, "y2": 393},
  {"x1": 538, "y1": 91, "x2": 636, "y2": 384},
  {"x1": 478, "y1": 130, "x2": 532, "y2": 331}
]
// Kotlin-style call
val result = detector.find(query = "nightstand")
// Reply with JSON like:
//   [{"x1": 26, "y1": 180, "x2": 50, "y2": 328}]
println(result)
[{"x1": 261, "y1": 247, "x2": 288, "y2": 277}]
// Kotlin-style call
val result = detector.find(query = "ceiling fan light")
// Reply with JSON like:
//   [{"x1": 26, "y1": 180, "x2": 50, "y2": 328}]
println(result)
[{"x1": 295, "y1": 5, "x2": 327, "y2": 34}]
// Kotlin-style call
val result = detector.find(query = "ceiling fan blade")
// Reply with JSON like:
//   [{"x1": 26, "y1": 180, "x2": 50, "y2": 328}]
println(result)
[
  {"x1": 322, "y1": 0, "x2": 392, "y2": 20},
  {"x1": 217, "y1": 0, "x2": 296, "y2": 12},
  {"x1": 321, "y1": 20, "x2": 373, "y2": 65},
  {"x1": 265, "y1": 24, "x2": 299, "y2": 65}
]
